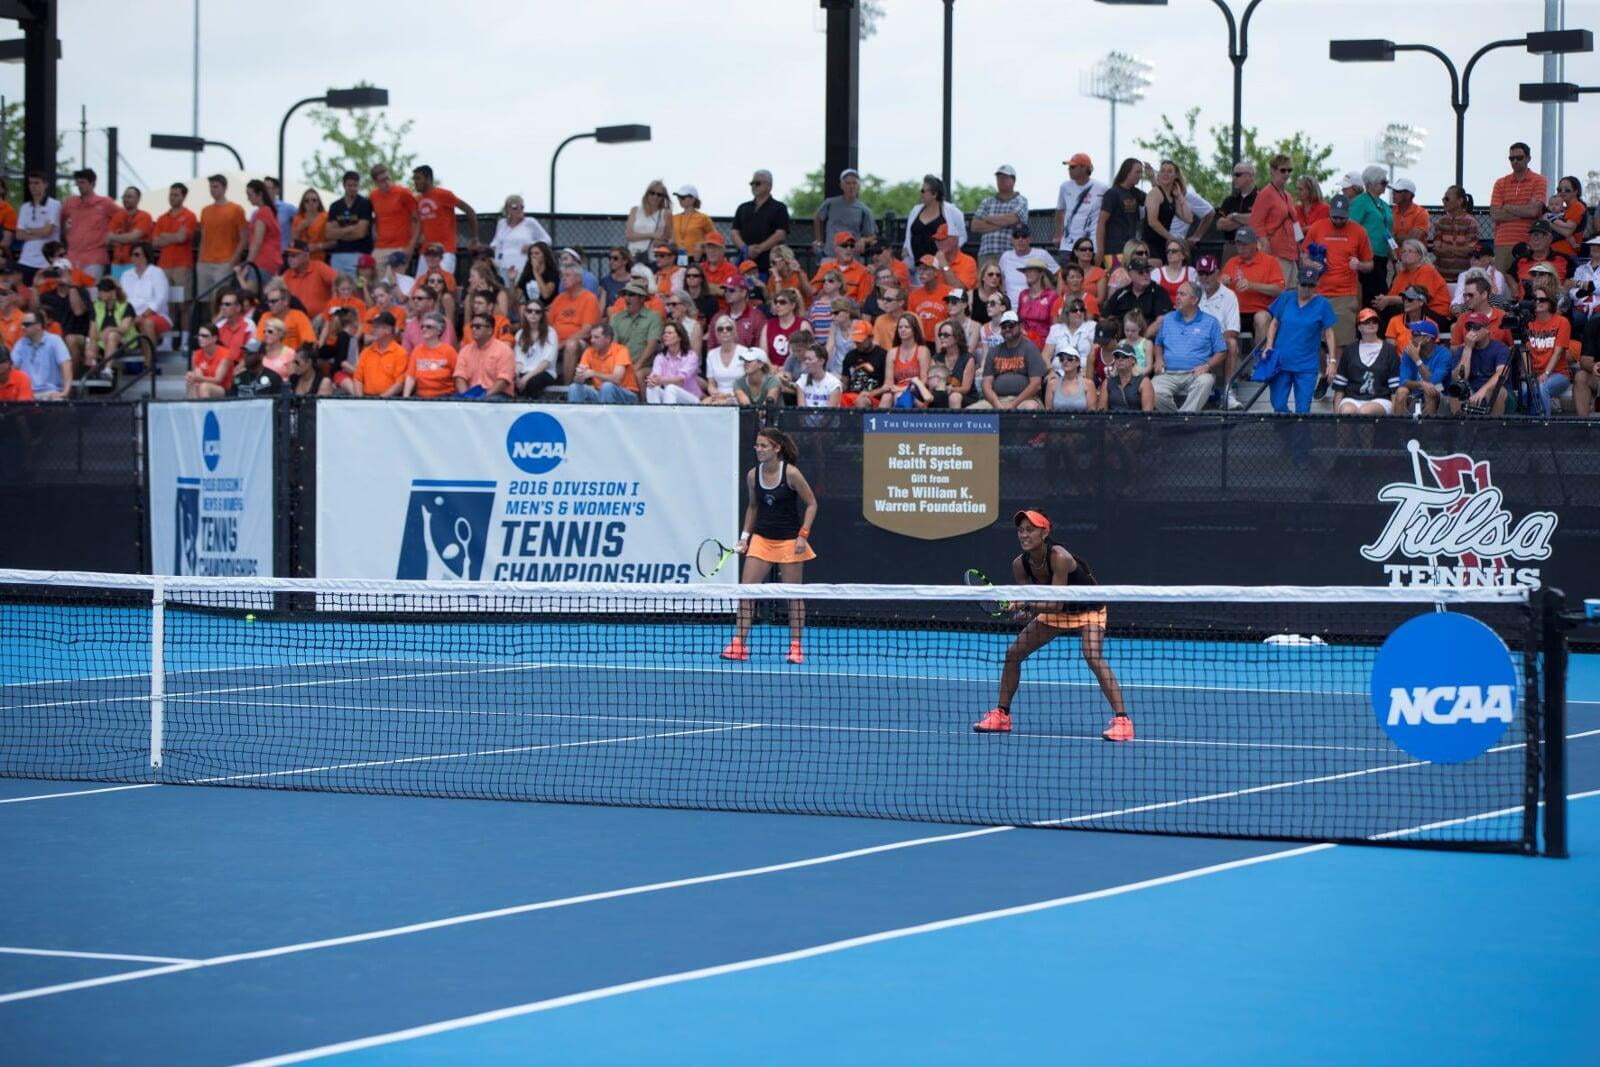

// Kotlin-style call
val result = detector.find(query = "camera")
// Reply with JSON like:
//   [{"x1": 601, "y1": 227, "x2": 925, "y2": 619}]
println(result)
[{"x1": 1445, "y1": 379, "x2": 1471, "y2": 401}]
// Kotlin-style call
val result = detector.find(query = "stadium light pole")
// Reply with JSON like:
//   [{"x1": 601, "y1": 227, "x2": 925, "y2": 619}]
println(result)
[
  {"x1": 277, "y1": 86, "x2": 389, "y2": 190},
  {"x1": 548, "y1": 124, "x2": 652, "y2": 243},
  {"x1": 151, "y1": 133, "x2": 243, "y2": 171},
  {"x1": 1330, "y1": 31, "x2": 1592, "y2": 187},
  {"x1": 1519, "y1": 80, "x2": 1600, "y2": 102},
  {"x1": 1096, "y1": 0, "x2": 1267, "y2": 167},
  {"x1": 1082, "y1": 52, "x2": 1153, "y2": 166}
]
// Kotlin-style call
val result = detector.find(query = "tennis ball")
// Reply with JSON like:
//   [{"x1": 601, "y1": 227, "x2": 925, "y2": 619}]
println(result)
[{"x1": 244, "y1": 614, "x2": 256, "y2": 623}]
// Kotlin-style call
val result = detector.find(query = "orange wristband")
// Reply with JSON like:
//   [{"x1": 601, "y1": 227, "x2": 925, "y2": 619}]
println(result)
[{"x1": 798, "y1": 527, "x2": 811, "y2": 539}]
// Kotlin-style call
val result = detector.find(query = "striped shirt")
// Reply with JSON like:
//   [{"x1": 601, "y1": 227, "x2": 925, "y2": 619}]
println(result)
[{"x1": 1489, "y1": 169, "x2": 1548, "y2": 247}]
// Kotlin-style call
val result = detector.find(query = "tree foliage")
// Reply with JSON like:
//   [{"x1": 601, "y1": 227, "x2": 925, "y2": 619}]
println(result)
[
  {"x1": 1136, "y1": 108, "x2": 1335, "y2": 205},
  {"x1": 787, "y1": 169, "x2": 988, "y2": 218},
  {"x1": 1, "y1": 100, "x2": 74, "y2": 203},
  {"x1": 301, "y1": 84, "x2": 417, "y2": 189}
]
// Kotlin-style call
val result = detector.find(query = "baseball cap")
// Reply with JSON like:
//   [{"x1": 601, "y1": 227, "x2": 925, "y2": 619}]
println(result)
[
  {"x1": 1328, "y1": 194, "x2": 1352, "y2": 219},
  {"x1": 998, "y1": 310, "x2": 1020, "y2": 325},
  {"x1": 1055, "y1": 345, "x2": 1080, "y2": 361},
  {"x1": 1126, "y1": 258, "x2": 1151, "y2": 272},
  {"x1": 1465, "y1": 312, "x2": 1491, "y2": 328},
  {"x1": 1357, "y1": 307, "x2": 1380, "y2": 323},
  {"x1": 1409, "y1": 319, "x2": 1439, "y2": 340},
  {"x1": 1402, "y1": 285, "x2": 1429, "y2": 303},
  {"x1": 702, "y1": 231, "x2": 725, "y2": 246},
  {"x1": 387, "y1": 251, "x2": 409, "y2": 266},
  {"x1": 1392, "y1": 178, "x2": 1416, "y2": 194},
  {"x1": 1528, "y1": 262, "x2": 1558, "y2": 276},
  {"x1": 932, "y1": 224, "x2": 951, "y2": 240},
  {"x1": 918, "y1": 254, "x2": 939, "y2": 267},
  {"x1": 622, "y1": 280, "x2": 650, "y2": 297},
  {"x1": 1297, "y1": 266, "x2": 1321, "y2": 286},
  {"x1": 1196, "y1": 255, "x2": 1219, "y2": 274},
  {"x1": 850, "y1": 320, "x2": 872, "y2": 342},
  {"x1": 1111, "y1": 344, "x2": 1137, "y2": 360},
  {"x1": 1235, "y1": 225, "x2": 1257, "y2": 243},
  {"x1": 423, "y1": 241, "x2": 445, "y2": 255},
  {"x1": 673, "y1": 184, "x2": 699, "y2": 199},
  {"x1": 1012, "y1": 509, "x2": 1051, "y2": 532},
  {"x1": 652, "y1": 244, "x2": 673, "y2": 255},
  {"x1": 738, "y1": 349, "x2": 770, "y2": 365},
  {"x1": 288, "y1": 240, "x2": 310, "y2": 253},
  {"x1": 242, "y1": 339, "x2": 264, "y2": 354},
  {"x1": 559, "y1": 246, "x2": 583, "y2": 263},
  {"x1": 1064, "y1": 153, "x2": 1093, "y2": 168},
  {"x1": 721, "y1": 273, "x2": 748, "y2": 290},
  {"x1": 1341, "y1": 171, "x2": 1363, "y2": 189},
  {"x1": 945, "y1": 288, "x2": 966, "y2": 301},
  {"x1": 356, "y1": 254, "x2": 376, "y2": 268},
  {"x1": 995, "y1": 164, "x2": 1017, "y2": 178},
  {"x1": 1011, "y1": 222, "x2": 1031, "y2": 238},
  {"x1": 839, "y1": 168, "x2": 860, "y2": 182},
  {"x1": 1530, "y1": 219, "x2": 1554, "y2": 236},
  {"x1": 737, "y1": 259, "x2": 759, "y2": 275},
  {"x1": 1586, "y1": 235, "x2": 1600, "y2": 246},
  {"x1": 371, "y1": 311, "x2": 396, "y2": 327},
  {"x1": 629, "y1": 263, "x2": 655, "y2": 282},
  {"x1": 833, "y1": 231, "x2": 857, "y2": 246}
]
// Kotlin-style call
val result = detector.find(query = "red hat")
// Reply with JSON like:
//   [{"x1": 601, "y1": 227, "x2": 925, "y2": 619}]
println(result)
[
  {"x1": 933, "y1": 224, "x2": 951, "y2": 240},
  {"x1": 356, "y1": 253, "x2": 376, "y2": 268},
  {"x1": 833, "y1": 231, "x2": 857, "y2": 246},
  {"x1": 1012, "y1": 509, "x2": 1052, "y2": 533},
  {"x1": 702, "y1": 231, "x2": 725, "y2": 246},
  {"x1": 1465, "y1": 312, "x2": 1491, "y2": 328},
  {"x1": 850, "y1": 320, "x2": 872, "y2": 342}
]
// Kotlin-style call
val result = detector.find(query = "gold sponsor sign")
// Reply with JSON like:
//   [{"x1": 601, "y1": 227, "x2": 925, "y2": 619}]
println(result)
[{"x1": 862, "y1": 412, "x2": 999, "y2": 539}]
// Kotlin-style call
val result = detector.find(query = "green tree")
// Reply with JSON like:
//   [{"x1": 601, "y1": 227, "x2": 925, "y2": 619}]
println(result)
[
  {"x1": 1, "y1": 100, "x2": 74, "y2": 204},
  {"x1": 787, "y1": 170, "x2": 989, "y2": 218},
  {"x1": 301, "y1": 84, "x2": 416, "y2": 189},
  {"x1": 1136, "y1": 108, "x2": 1335, "y2": 205}
]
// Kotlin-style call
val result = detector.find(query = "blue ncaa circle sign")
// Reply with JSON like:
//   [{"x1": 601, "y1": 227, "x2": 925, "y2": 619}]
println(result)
[
  {"x1": 504, "y1": 411, "x2": 567, "y2": 475},
  {"x1": 202, "y1": 410, "x2": 222, "y2": 472},
  {"x1": 1370, "y1": 612, "x2": 1517, "y2": 763}
]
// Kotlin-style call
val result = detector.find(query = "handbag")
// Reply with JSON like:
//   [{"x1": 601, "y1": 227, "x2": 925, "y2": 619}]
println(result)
[{"x1": 1250, "y1": 345, "x2": 1280, "y2": 382}]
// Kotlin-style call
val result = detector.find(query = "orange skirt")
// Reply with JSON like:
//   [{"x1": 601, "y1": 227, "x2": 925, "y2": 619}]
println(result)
[
  {"x1": 1036, "y1": 607, "x2": 1108, "y2": 631},
  {"x1": 748, "y1": 534, "x2": 816, "y2": 564}
]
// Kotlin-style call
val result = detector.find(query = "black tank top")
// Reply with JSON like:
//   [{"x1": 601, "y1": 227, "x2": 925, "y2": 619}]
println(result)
[
  {"x1": 1019, "y1": 541, "x2": 1102, "y2": 609},
  {"x1": 752, "y1": 461, "x2": 801, "y2": 539}
]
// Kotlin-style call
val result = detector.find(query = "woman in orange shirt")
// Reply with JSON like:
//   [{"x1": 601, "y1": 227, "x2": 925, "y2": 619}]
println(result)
[
  {"x1": 404, "y1": 313, "x2": 458, "y2": 397},
  {"x1": 766, "y1": 245, "x2": 814, "y2": 311},
  {"x1": 1548, "y1": 176, "x2": 1589, "y2": 258},
  {"x1": 185, "y1": 323, "x2": 234, "y2": 398},
  {"x1": 1068, "y1": 238, "x2": 1109, "y2": 306},
  {"x1": 292, "y1": 190, "x2": 330, "y2": 262},
  {"x1": 243, "y1": 179, "x2": 282, "y2": 281}
]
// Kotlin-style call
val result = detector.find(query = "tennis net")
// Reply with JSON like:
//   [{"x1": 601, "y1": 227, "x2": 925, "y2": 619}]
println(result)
[{"x1": 0, "y1": 569, "x2": 1566, "y2": 853}]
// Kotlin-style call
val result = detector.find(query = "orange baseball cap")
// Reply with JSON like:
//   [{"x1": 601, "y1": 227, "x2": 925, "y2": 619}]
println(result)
[
  {"x1": 850, "y1": 320, "x2": 872, "y2": 342},
  {"x1": 933, "y1": 224, "x2": 951, "y2": 240},
  {"x1": 1357, "y1": 308, "x2": 1380, "y2": 323},
  {"x1": 833, "y1": 231, "x2": 857, "y2": 246},
  {"x1": 918, "y1": 254, "x2": 939, "y2": 267},
  {"x1": 1012, "y1": 509, "x2": 1051, "y2": 532},
  {"x1": 738, "y1": 259, "x2": 759, "y2": 274},
  {"x1": 702, "y1": 231, "x2": 725, "y2": 246},
  {"x1": 1064, "y1": 153, "x2": 1093, "y2": 168}
]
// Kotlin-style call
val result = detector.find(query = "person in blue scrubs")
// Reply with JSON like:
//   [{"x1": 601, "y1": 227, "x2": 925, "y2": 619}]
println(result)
[{"x1": 1261, "y1": 266, "x2": 1337, "y2": 413}]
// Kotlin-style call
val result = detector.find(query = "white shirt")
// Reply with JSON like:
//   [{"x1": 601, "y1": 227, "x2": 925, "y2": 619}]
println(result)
[
  {"x1": 797, "y1": 370, "x2": 842, "y2": 407},
  {"x1": 490, "y1": 216, "x2": 553, "y2": 284},
  {"x1": 704, "y1": 345, "x2": 751, "y2": 396},
  {"x1": 901, "y1": 202, "x2": 967, "y2": 264},
  {"x1": 1056, "y1": 179, "x2": 1106, "y2": 250},
  {"x1": 120, "y1": 264, "x2": 170, "y2": 317},
  {"x1": 515, "y1": 326, "x2": 558, "y2": 376},
  {"x1": 997, "y1": 247, "x2": 1036, "y2": 305},
  {"x1": 1574, "y1": 260, "x2": 1600, "y2": 315},
  {"x1": 1451, "y1": 267, "x2": 1507, "y2": 309},
  {"x1": 1169, "y1": 191, "x2": 1215, "y2": 241},
  {"x1": 1044, "y1": 320, "x2": 1097, "y2": 362},
  {"x1": 1197, "y1": 282, "x2": 1241, "y2": 336},
  {"x1": 18, "y1": 199, "x2": 61, "y2": 268}
]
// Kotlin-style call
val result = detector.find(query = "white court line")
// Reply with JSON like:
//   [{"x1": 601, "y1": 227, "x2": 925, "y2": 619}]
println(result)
[
  {"x1": 0, "y1": 945, "x2": 198, "y2": 964},
  {"x1": 0, "y1": 656, "x2": 389, "y2": 693},
  {"x1": 0, "y1": 783, "x2": 160, "y2": 805},
  {"x1": 1372, "y1": 787, "x2": 1600, "y2": 839}
]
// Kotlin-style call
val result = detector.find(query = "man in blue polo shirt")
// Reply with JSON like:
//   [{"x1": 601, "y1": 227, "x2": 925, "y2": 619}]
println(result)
[
  {"x1": 10, "y1": 310, "x2": 72, "y2": 399},
  {"x1": 1150, "y1": 281, "x2": 1227, "y2": 412},
  {"x1": 1452, "y1": 311, "x2": 1510, "y2": 414}
]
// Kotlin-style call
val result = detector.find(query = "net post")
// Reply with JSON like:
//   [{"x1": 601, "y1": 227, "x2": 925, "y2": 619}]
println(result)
[
  {"x1": 1541, "y1": 587, "x2": 1568, "y2": 858},
  {"x1": 149, "y1": 576, "x2": 165, "y2": 771}
]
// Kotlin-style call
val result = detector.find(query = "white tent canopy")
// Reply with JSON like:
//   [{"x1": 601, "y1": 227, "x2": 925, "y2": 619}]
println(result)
[{"x1": 129, "y1": 169, "x2": 336, "y2": 216}]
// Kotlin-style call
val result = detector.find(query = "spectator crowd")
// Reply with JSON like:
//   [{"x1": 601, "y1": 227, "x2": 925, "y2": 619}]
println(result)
[{"x1": 0, "y1": 145, "x2": 1593, "y2": 417}]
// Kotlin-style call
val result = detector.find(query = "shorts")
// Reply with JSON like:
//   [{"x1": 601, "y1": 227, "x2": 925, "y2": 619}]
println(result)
[
  {"x1": 140, "y1": 311, "x2": 172, "y2": 335},
  {"x1": 1337, "y1": 396, "x2": 1393, "y2": 414},
  {"x1": 747, "y1": 534, "x2": 816, "y2": 565},
  {"x1": 1036, "y1": 606, "x2": 1108, "y2": 631}
]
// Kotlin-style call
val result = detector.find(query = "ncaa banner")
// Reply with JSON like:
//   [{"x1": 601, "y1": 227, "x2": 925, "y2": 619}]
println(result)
[
  {"x1": 315, "y1": 402, "x2": 739, "y2": 583},
  {"x1": 148, "y1": 401, "x2": 276, "y2": 576}
]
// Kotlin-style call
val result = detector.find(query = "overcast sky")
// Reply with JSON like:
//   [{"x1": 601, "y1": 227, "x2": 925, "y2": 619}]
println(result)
[{"x1": 7, "y1": 0, "x2": 1598, "y2": 215}]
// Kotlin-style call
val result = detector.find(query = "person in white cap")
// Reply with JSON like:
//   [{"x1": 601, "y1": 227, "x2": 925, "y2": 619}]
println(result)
[
  {"x1": 971, "y1": 164, "x2": 1029, "y2": 260},
  {"x1": 811, "y1": 169, "x2": 876, "y2": 256},
  {"x1": 1389, "y1": 177, "x2": 1429, "y2": 247},
  {"x1": 671, "y1": 184, "x2": 715, "y2": 258}
]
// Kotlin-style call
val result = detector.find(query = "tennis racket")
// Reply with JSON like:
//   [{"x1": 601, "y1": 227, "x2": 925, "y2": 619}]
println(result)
[
  {"x1": 697, "y1": 537, "x2": 740, "y2": 578},
  {"x1": 963, "y1": 568, "x2": 1009, "y2": 616}
]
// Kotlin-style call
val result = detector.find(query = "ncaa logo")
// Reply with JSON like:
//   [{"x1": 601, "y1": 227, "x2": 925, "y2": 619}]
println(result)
[
  {"x1": 202, "y1": 410, "x2": 222, "y2": 472},
  {"x1": 505, "y1": 411, "x2": 567, "y2": 475},
  {"x1": 1370, "y1": 612, "x2": 1517, "y2": 763}
]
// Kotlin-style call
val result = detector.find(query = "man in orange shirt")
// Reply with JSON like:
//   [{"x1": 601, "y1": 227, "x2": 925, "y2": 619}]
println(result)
[
  {"x1": 1389, "y1": 179, "x2": 1430, "y2": 248},
  {"x1": 0, "y1": 284, "x2": 24, "y2": 347},
  {"x1": 404, "y1": 312, "x2": 458, "y2": 397},
  {"x1": 151, "y1": 183, "x2": 197, "y2": 336},
  {"x1": 347, "y1": 312, "x2": 408, "y2": 397},
  {"x1": 362, "y1": 282, "x2": 406, "y2": 339},
  {"x1": 214, "y1": 291, "x2": 255, "y2": 359},
  {"x1": 699, "y1": 231, "x2": 738, "y2": 297},
  {"x1": 550, "y1": 262, "x2": 603, "y2": 381},
  {"x1": 259, "y1": 285, "x2": 316, "y2": 350},
  {"x1": 1489, "y1": 142, "x2": 1547, "y2": 273},
  {"x1": 454, "y1": 313, "x2": 516, "y2": 397},
  {"x1": 281, "y1": 243, "x2": 338, "y2": 320},
  {"x1": 368, "y1": 164, "x2": 420, "y2": 270},
  {"x1": 106, "y1": 187, "x2": 153, "y2": 281},
  {"x1": 905, "y1": 257, "x2": 952, "y2": 337},
  {"x1": 1304, "y1": 194, "x2": 1373, "y2": 344},
  {"x1": 60, "y1": 168, "x2": 118, "y2": 279},
  {"x1": 197, "y1": 174, "x2": 246, "y2": 302},
  {"x1": 411, "y1": 165, "x2": 477, "y2": 274},
  {"x1": 1221, "y1": 227, "x2": 1284, "y2": 342},
  {"x1": 0, "y1": 349, "x2": 35, "y2": 401},
  {"x1": 809, "y1": 232, "x2": 873, "y2": 304},
  {"x1": 872, "y1": 286, "x2": 906, "y2": 348},
  {"x1": 931, "y1": 224, "x2": 978, "y2": 291},
  {"x1": 568, "y1": 322, "x2": 640, "y2": 404},
  {"x1": 1448, "y1": 275, "x2": 1512, "y2": 347},
  {"x1": 1514, "y1": 221, "x2": 1569, "y2": 286}
]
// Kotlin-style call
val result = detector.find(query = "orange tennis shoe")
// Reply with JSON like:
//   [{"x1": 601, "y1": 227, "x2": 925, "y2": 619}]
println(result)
[
  {"x1": 720, "y1": 637, "x2": 749, "y2": 661},
  {"x1": 973, "y1": 708, "x2": 1012, "y2": 733},
  {"x1": 1102, "y1": 715, "x2": 1134, "y2": 742}
]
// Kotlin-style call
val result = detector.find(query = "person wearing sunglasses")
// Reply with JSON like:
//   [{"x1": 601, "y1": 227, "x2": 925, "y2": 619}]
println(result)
[{"x1": 1489, "y1": 142, "x2": 1548, "y2": 275}]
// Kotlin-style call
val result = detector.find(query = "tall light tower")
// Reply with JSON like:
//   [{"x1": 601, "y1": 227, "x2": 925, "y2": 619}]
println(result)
[
  {"x1": 1081, "y1": 51, "x2": 1154, "y2": 166},
  {"x1": 1370, "y1": 123, "x2": 1428, "y2": 182}
]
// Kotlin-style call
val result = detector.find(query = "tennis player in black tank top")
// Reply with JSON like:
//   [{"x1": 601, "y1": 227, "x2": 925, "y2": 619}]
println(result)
[
  {"x1": 721, "y1": 427, "x2": 818, "y2": 665},
  {"x1": 973, "y1": 509, "x2": 1132, "y2": 741}
]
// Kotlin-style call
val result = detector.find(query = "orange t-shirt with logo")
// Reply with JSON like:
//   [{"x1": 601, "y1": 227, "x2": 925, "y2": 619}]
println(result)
[
  {"x1": 905, "y1": 281, "x2": 952, "y2": 336},
  {"x1": 0, "y1": 368, "x2": 34, "y2": 401},
  {"x1": 354, "y1": 339, "x2": 408, "y2": 395},
  {"x1": 549, "y1": 288, "x2": 602, "y2": 343},
  {"x1": 416, "y1": 187, "x2": 462, "y2": 251},
  {"x1": 407, "y1": 342, "x2": 458, "y2": 397},
  {"x1": 1221, "y1": 253, "x2": 1285, "y2": 315},
  {"x1": 1526, "y1": 316, "x2": 1573, "y2": 376},
  {"x1": 153, "y1": 208, "x2": 198, "y2": 270},
  {"x1": 1304, "y1": 220, "x2": 1373, "y2": 299},
  {"x1": 109, "y1": 209, "x2": 154, "y2": 265},
  {"x1": 578, "y1": 340, "x2": 640, "y2": 395},
  {"x1": 369, "y1": 185, "x2": 418, "y2": 249},
  {"x1": 198, "y1": 202, "x2": 247, "y2": 265}
]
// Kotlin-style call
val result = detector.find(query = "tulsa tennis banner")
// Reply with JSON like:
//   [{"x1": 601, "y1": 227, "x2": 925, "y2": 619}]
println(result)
[
  {"x1": 148, "y1": 400, "x2": 275, "y2": 576},
  {"x1": 315, "y1": 402, "x2": 740, "y2": 583}
]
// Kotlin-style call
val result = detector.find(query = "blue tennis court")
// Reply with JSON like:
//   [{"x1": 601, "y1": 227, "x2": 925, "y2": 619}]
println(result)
[{"x1": 2, "y1": 593, "x2": 1596, "y2": 1063}]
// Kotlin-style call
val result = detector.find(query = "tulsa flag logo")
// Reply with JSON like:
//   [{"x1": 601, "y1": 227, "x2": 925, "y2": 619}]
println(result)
[{"x1": 1361, "y1": 439, "x2": 1557, "y2": 588}]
